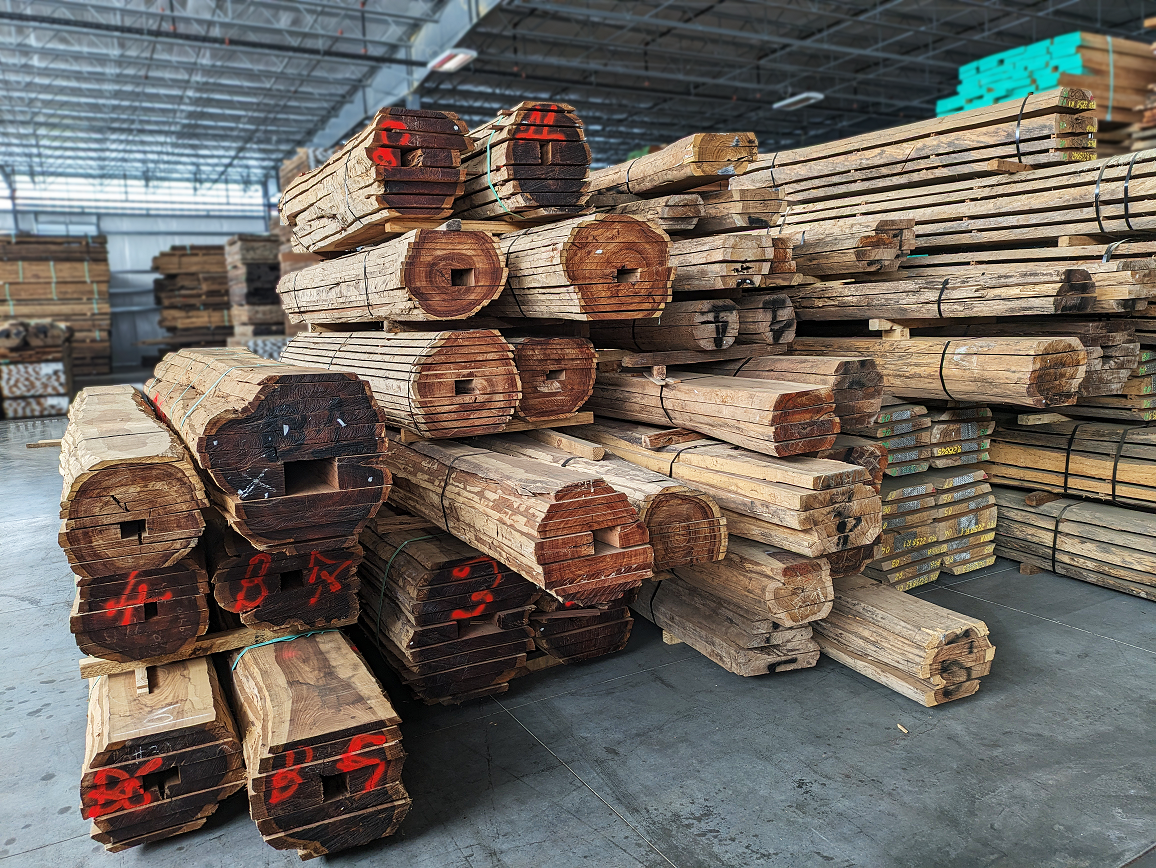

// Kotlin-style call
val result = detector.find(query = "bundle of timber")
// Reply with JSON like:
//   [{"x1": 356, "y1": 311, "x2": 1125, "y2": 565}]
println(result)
[
  {"x1": 278, "y1": 224, "x2": 506, "y2": 324},
  {"x1": 381, "y1": 437, "x2": 653, "y2": 605},
  {"x1": 571, "y1": 418, "x2": 882, "y2": 558},
  {"x1": 632, "y1": 575, "x2": 821, "y2": 676},
  {"x1": 456, "y1": 101, "x2": 590, "y2": 220},
  {"x1": 813, "y1": 574, "x2": 995, "y2": 706},
  {"x1": 993, "y1": 486, "x2": 1156, "y2": 600},
  {"x1": 790, "y1": 336, "x2": 1087, "y2": 408},
  {"x1": 278, "y1": 152, "x2": 327, "y2": 330},
  {"x1": 530, "y1": 587, "x2": 636, "y2": 663},
  {"x1": 586, "y1": 370, "x2": 838, "y2": 456},
  {"x1": 225, "y1": 234, "x2": 283, "y2": 344},
  {"x1": 0, "y1": 324, "x2": 71, "y2": 417},
  {"x1": 695, "y1": 354, "x2": 881, "y2": 429},
  {"x1": 152, "y1": 244, "x2": 232, "y2": 350},
  {"x1": 589, "y1": 192, "x2": 706, "y2": 232},
  {"x1": 866, "y1": 468, "x2": 996, "y2": 588},
  {"x1": 202, "y1": 513, "x2": 362, "y2": 631},
  {"x1": 984, "y1": 416, "x2": 1156, "y2": 508},
  {"x1": 358, "y1": 512, "x2": 539, "y2": 703},
  {"x1": 734, "y1": 292, "x2": 797, "y2": 345},
  {"x1": 0, "y1": 234, "x2": 110, "y2": 374},
  {"x1": 736, "y1": 89, "x2": 1096, "y2": 204},
  {"x1": 280, "y1": 329, "x2": 521, "y2": 438},
  {"x1": 80, "y1": 656, "x2": 245, "y2": 851},
  {"x1": 587, "y1": 133, "x2": 759, "y2": 197},
  {"x1": 507, "y1": 336, "x2": 596, "y2": 421},
  {"x1": 59, "y1": 385, "x2": 211, "y2": 660},
  {"x1": 280, "y1": 107, "x2": 469, "y2": 253},
  {"x1": 590, "y1": 299, "x2": 739, "y2": 351},
  {"x1": 678, "y1": 188, "x2": 786, "y2": 236},
  {"x1": 146, "y1": 347, "x2": 390, "y2": 549},
  {"x1": 472, "y1": 432, "x2": 727, "y2": 570},
  {"x1": 838, "y1": 400, "x2": 993, "y2": 476},
  {"x1": 666, "y1": 233, "x2": 784, "y2": 294},
  {"x1": 784, "y1": 219, "x2": 916, "y2": 279},
  {"x1": 226, "y1": 631, "x2": 411, "y2": 858},
  {"x1": 279, "y1": 146, "x2": 335, "y2": 191},
  {"x1": 488, "y1": 213, "x2": 674, "y2": 320}
]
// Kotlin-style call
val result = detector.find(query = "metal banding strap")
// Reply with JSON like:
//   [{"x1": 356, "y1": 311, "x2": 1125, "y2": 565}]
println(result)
[
  {"x1": 733, "y1": 357, "x2": 756, "y2": 375},
  {"x1": 3, "y1": 283, "x2": 11, "y2": 316},
  {"x1": 624, "y1": 158, "x2": 639, "y2": 194},
  {"x1": 1014, "y1": 92, "x2": 1034, "y2": 163},
  {"x1": 937, "y1": 278, "x2": 950, "y2": 318},
  {"x1": 438, "y1": 455, "x2": 472, "y2": 531},
  {"x1": 1093, "y1": 155, "x2": 1125, "y2": 235},
  {"x1": 1110, "y1": 427, "x2": 1133, "y2": 502},
  {"x1": 657, "y1": 382, "x2": 675, "y2": 425},
  {"x1": 666, "y1": 442, "x2": 710, "y2": 477},
  {"x1": 178, "y1": 364, "x2": 269, "y2": 429},
  {"x1": 1103, "y1": 238, "x2": 1131, "y2": 263},
  {"x1": 502, "y1": 229, "x2": 532, "y2": 317},
  {"x1": 937, "y1": 341, "x2": 957, "y2": 401},
  {"x1": 767, "y1": 151, "x2": 778, "y2": 188},
  {"x1": 376, "y1": 535, "x2": 434, "y2": 639},
  {"x1": 362, "y1": 250, "x2": 373, "y2": 315},
  {"x1": 486, "y1": 129, "x2": 514, "y2": 216},
  {"x1": 1122, "y1": 150, "x2": 1141, "y2": 231},
  {"x1": 1049, "y1": 502, "x2": 1080, "y2": 573},
  {"x1": 1060, "y1": 422, "x2": 1088, "y2": 495}
]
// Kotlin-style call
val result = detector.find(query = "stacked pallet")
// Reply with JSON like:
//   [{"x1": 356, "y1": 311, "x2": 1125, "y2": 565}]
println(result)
[
  {"x1": 358, "y1": 512, "x2": 540, "y2": 703},
  {"x1": 0, "y1": 234, "x2": 111, "y2": 374},
  {"x1": 152, "y1": 244, "x2": 232, "y2": 350},
  {"x1": 59, "y1": 385, "x2": 210, "y2": 661},
  {"x1": 0, "y1": 320, "x2": 71, "y2": 417},
  {"x1": 225, "y1": 234, "x2": 283, "y2": 345},
  {"x1": 813, "y1": 574, "x2": 995, "y2": 706},
  {"x1": 280, "y1": 107, "x2": 469, "y2": 253},
  {"x1": 226, "y1": 631, "x2": 411, "y2": 858},
  {"x1": 456, "y1": 101, "x2": 590, "y2": 221},
  {"x1": 81, "y1": 656, "x2": 245, "y2": 851},
  {"x1": 993, "y1": 487, "x2": 1156, "y2": 600},
  {"x1": 530, "y1": 587, "x2": 637, "y2": 663}
]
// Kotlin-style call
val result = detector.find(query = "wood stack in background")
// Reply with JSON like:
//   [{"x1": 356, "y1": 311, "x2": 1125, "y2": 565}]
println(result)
[
  {"x1": 225, "y1": 631, "x2": 411, "y2": 859},
  {"x1": 0, "y1": 234, "x2": 110, "y2": 374},
  {"x1": 151, "y1": 245, "x2": 232, "y2": 351},
  {"x1": 225, "y1": 234, "x2": 283, "y2": 349},
  {"x1": 80, "y1": 656, "x2": 244, "y2": 851},
  {"x1": 0, "y1": 319, "x2": 72, "y2": 417}
]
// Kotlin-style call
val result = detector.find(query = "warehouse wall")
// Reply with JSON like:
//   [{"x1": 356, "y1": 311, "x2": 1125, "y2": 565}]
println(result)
[{"x1": 0, "y1": 209, "x2": 268, "y2": 371}]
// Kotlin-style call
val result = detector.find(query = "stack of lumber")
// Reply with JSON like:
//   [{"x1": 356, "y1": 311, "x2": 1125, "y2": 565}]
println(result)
[
  {"x1": 813, "y1": 574, "x2": 995, "y2": 706},
  {"x1": 152, "y1": 244, "x2": 232, "y2": 350},
  {"x1": 456, "y1": 101, "x2": 590, "y2": 221},
  {"x1": 571, "y1": 418, "x2": 881, "y2": 559},
  {"x1": 225, "y1": 234, "x2": 283, "y2": 344},
  {"x1": 993, "y1": 486, "x2": 1156, "y2": 600},
  {"x1": 381, "y1": 437, "x2": 654, "y2": 605},
  {"x1": 202, "y1": 515, "x2": 362, "y2": 631},
  {"x1": 0, "y1": 234, "x2": 111, "y2": 374},
  {"x1": 59, "y1": 385, "x2": 211, "y2": 661},
  {"x1": 530, "y1": 586, "x2": 636, "y2": 663},
  {"x1": 589, "y1": 299, "x2": 740, "y2": 352},
  {"x1": 276, "y1": 156, "x2": 326, "y2": 339},
  {"x1": 507, "y1": 336, "x2": 596, "y2": 421},
  {"x1": 80, "y1": 656, "x2": 245, "y2": 851},
  {"x1": 358, "y1": 512, "x2": 539, "y2": 703},
  {"x1": 472, "y1": 433, "x2": 728, "y2": 571},
  {"x1": 226, "y1": 631, "x2": 411, "y2": 858},
  {"x1": 589, "y1": 192, "x2": 706, "y2": 232},
  {"x1": 790, "y1": 336, "x2": 1088, "y2": 408},
  {"x1": 666, "y1": 234, "x2": 778, "y2": 294},
  {"x1": 146, "y1": 347, "x2": 390, "y2": 550},
  {"x1": 735, "y1": 292, "x2": 797, "y2": 345},
  {"x1": 695, "y1": 354, "x2": 882, "y2": 429},
  {"x1": 277, "y1": 224, "x2": 506, "y2": 324},
  {"x1": 736, "y1": 89, "x2": 1096, "y2": 203},
  {"x1": 488, "y1": 214, "x2": 674, "y2": 320},
  {"x1": 0, "y1": 321, "x2": 71, "y2": 417},
  {"x1": 984, "y1": 416, "x2": 1156, "y2": 508},
  {"x1": 632, "y1": 574, "x2": 821, "y2": 676},
  {"x1": 680, "y1": 188, "x2": 786, "y2": 236},
  {"x1": 784, "y1": 220, "x2": 916, "y2": 279},
  {"x1": 280, "y1": 107, "x2": 469, "y2": 253},
  {"x1": 586, "y1": 370, "x2": 839, "y2": 457},
  {"x1": 936, "y1": 34, "x2": 1153, "y2": 130},
  {"x1": 866, "y1": 468, "x2": 997, "y2": 588},
  {"x1": 587, "y1": 132, "x2": 759, "y2": 197},
  {"x1": 280, "y1": 330, "x2": 521, "y2": 438},
  {"x1": 837, "y1": 400, "x2": 993, "y2": 475}
]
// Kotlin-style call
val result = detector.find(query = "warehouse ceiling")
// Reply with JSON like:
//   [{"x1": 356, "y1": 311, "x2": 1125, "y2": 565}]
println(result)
[{"x1": 0, "y1": 0, "x2": 1150, "y2": 187}]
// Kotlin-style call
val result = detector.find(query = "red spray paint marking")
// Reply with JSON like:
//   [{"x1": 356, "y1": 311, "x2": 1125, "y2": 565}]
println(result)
[
  {"x1": 336, "y1": 733, "x2": 389, "y2": 792},
  {"x1": 378, "y1": 118, "x2": 411, "y2": 145},
  {"x1": 306, "y1": 551, "x2": 352, "y2": 605},
  {"x1": 101, "y1": 572, "x2": 173, "y2": 626},
  {"x1": 369, "y1": 147, "x2": 400, "y2": 167},
  {"x1": 236, "y1": 553, "x2": 271, "y2": 611},
  {"x1": 449, "y1": 556, "x2": 503, "y2": 620},
  {"x1": 515, "y1": 110, "x2": 567, "y2": 141},
  {"x1": 84, "y1": 756, "x2": 163, "y2": 818},
  {"x1": 268, "y1": 746, "x2": 313, "y2": 805}
]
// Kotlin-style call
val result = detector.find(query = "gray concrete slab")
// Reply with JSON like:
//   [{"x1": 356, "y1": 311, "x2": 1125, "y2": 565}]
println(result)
[{"x1": 0, "y1": 417, "x2": 1153, "y2": 868}]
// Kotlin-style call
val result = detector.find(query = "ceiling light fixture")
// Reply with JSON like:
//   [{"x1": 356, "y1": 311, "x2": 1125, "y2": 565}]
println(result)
[
  {"x1": 772, "y1": 92, "x2": 825, "y2": 111},
  {"x1": 427, "y1": 48, "x2": 478, "y2": 72}
]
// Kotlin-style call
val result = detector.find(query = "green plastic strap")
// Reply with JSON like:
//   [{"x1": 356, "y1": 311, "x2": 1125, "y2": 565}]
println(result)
[
  {"x1": 375, "y1": 535, "x2": 435, "y2": 640},
  {"x1": 4, "y1": 283, "x2": 11, "y2": 316},
  {"x1": 230, "y1": 629, "x2": 338, "y2": 671},
  {"x1": 1106, "y1": 36, "x2": 1114, "y2": 123},
  {"x1": 486, "y1": 129, "x2": 514, "y2": 216}
]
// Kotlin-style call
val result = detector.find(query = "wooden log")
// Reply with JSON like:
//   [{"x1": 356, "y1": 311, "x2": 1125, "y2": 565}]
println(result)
[
  {"x1": 675, "y1": 188, "x2": 786, "y2": 236},
  {"x1": 59, "y1": 385, "x2": 208, "y2": 579},
  {"x1": 145, "y1": 347, "x2": 390, "y2": 549},
  {"x1": 591, "y1": 192, "x2": 705, "y2": 231},
  {"x1": 668, "y1": 233, "x2": 769, "y2": 292},
  {"x1": 277, "y1": 226, "x2": 507, "y2": 324},
  {"x1": 507, "y1": 336, "x2": 595, "y2": 422},
  {"x1": 735, "y1": 292, "x2": 796, "y2": 346},
  {"x1": 589, "y1": 299, "x2": 739, "y2": 352},
  {"x1": 813, "y1": 574, "x2": 995, "y2": 706},
  {"x1": 530, "y1": 588, "x2": 635, "y2": 662},
  {"x1": 280, "y1": 329, "x2": 521, "y2": 438},
  {"x1": 588, "y1": 133, "x2": 759, "y2": 197},
  {"x1": 488, "y1": 214, "x2": 674, "y2": 320},
  {"x1": 225, "y1": 631, "x2": 411, "y2": 859},
  {"x1": 81, "y1": 656, "x2": 245, "y2": 851}
]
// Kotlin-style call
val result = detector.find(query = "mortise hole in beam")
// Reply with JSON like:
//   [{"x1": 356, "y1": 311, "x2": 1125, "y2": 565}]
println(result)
[
  {"x1": 545, "y1": 369, "x2": 566, "y2": 381},
  {"x1": 455, "y1": 379, "x2": 477, "y2": 395},
  {"x1": 450, "y1": 268, "x2": 475, "y2": 287},
  {"x1": 321, "y1": 773, "x2": 349, "y2": 802},
  {"x1": 142, "y1": 601, "x2": 159, "y2": 620},
  {"x1": 120, "y1": 519, "x2": 146, "y2": 540},
  {"x1": 280, "y1": 569, "x2": 304, "y2": 591},
  {"x1": 615, "y1": 267, "x2": 640, "y2": 284}
]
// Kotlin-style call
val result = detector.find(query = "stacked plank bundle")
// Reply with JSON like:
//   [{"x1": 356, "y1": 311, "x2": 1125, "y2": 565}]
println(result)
[
  {"x1": 226, "y1": 631, "x2": 411, "y2": 858},
  {"x1": 358, "y1": 512, "x2": 540, "y2": 703},
  {"x1": 280, "y1": 107, "x2": 469, "y2": 253},
  {"x1": 81, "y1": 656, "x2": 245, "y2": 851},
  {"x1": 813, "y1": 574, "x2": 996, "y2": 706},
  {"x1": 993, "y1": 487, "x2": 1156, "y2": 600},
  {"x1": 0, "y1": 319, "x2": 71, "y2": 418},
  {"x1": 530, "y1": 586, "x2": 638, "y2": 663},
  {"x1": 834, "y1": 400, "x2": 993, "y2": 477},
  {"x1": 152, "y1": 244, "x2": 232, "y2": 350},
  {"x1": 224, "y1": 234, "x2": 283, "y2": 346},
  {"x1": 455, "y1": 101, "x2": 591, "y2": 221},
  {"x1": 0, "y1": 233, "x2": 111, "y2": 374},
  {"x1": 59, "y1": 385, "x2": 211, "y2": 661}
]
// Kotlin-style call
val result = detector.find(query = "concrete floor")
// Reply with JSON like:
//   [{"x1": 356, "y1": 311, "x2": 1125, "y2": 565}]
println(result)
[{"x1": 1, "y1": 415, "x2": 1153, "y2": 868}]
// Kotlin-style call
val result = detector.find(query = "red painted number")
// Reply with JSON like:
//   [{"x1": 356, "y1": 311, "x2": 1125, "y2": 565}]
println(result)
[
  {"x1": 449, "y1": 556, "x2": 503, "y2": 620},
  {"x1": 516, "y1": 109, "x2": 567, "y2": 141},
  {"x1": 268, "y1": 747, "x2": 312, "y2": 806},
  {"x1": 378, "y1": 118, "x2": 411, "y2": 145},
  {"x1": 85, "y1": 756, "x2": 163, "y2": 818},
  {"x1": 336, "y1": 733, "x2": 389, "y2": 792},
  {"x1": 236, "y1": 553, "x2": 271, "y2": 611},
  {"x1": 101, "y1": 571, "x2": 172, "y2": 626},
  {"x1": 306, "y1": 551, "x2": 353, "y2": 605},
  {"x1": 369, "y1": 147, "x2": 400, "y2": 167}
]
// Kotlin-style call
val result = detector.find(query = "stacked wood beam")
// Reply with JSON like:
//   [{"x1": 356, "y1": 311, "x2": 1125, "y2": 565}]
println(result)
[
  {"x1": 507, "y1": 336, "x2": 596, "y2": 421},
  {"x1": 589, "y1": 192, "x2": 706, "y2": 232},
  {"x1": 530, "y1": 587, "x2": 637, "y2": 663},
  {"x1": 225, "y1": 234, "x2": 283, "y2": 345},
  {"x1": 587, "y1": 133, "x2": 759, "y2": 197},
  {"x1": 152, "y1": 244, "x2": 232, "y2": 350},
  {"x1": 0, "y1": 319, "x2": 71, "y2": 418}
]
